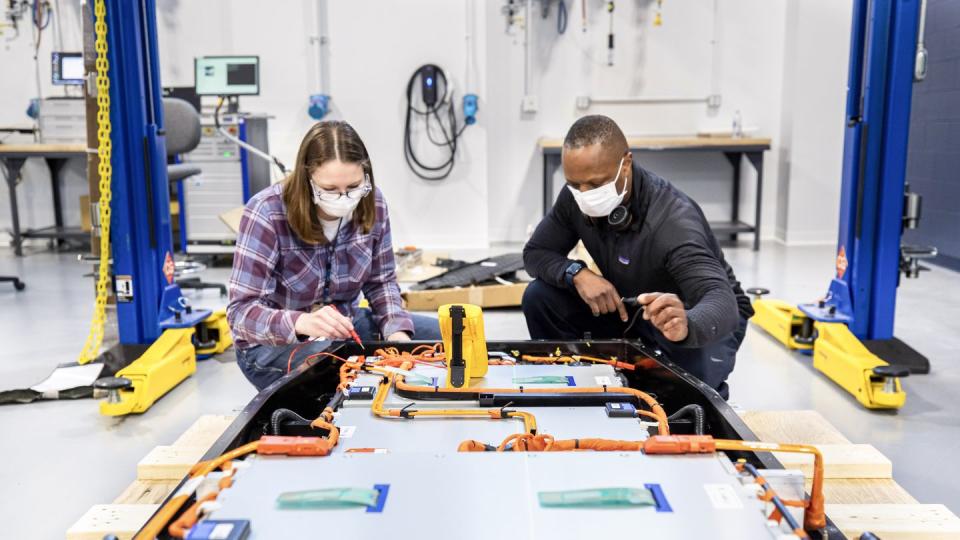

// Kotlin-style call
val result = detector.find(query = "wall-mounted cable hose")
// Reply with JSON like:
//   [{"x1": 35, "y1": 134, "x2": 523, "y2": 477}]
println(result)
[{"x1": 403, "y1": 64, "x2": 469, "y2": 181}]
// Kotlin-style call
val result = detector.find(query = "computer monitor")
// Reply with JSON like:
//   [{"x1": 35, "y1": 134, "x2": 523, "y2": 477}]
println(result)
[
  {"x1": 194, "y1": 56, "x2": 260, "y2": 96},
  {"x1": 52, "y1": 52, "x2": 84, "y2": 85}
]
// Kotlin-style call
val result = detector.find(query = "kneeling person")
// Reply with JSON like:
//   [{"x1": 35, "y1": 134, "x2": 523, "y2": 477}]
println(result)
[{"x1": 522, "y1": 115, "x2": 753, "y2": 398}]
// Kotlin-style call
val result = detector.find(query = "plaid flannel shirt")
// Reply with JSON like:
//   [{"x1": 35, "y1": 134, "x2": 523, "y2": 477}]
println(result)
[{"x1": 227, "y1": 183, "x2": 413, "y2": 350}]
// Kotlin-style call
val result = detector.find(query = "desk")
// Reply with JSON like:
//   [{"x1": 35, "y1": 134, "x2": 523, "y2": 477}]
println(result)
[
  {"x1": 539, "y1": 136, "x2": 772, "y2": 251},
  {"x1": 0, "y1": 143, "x2": 89, "y2": 256}
]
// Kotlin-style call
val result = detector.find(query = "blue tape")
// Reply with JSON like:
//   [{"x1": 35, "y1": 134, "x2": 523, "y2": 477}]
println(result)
[
  {"x1": 566, "y1": 376, "x2": 576, "y2": 386},
  {"x1": 645, "y1": 483, "x2": 672, "y2": 512},
  {"x1": 366, "y1": 484, "x2": 390, "y2": 513}
]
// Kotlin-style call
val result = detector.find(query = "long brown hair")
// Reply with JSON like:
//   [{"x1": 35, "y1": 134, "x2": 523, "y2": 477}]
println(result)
[{"x1": 282, "y1": 121, "x2": 376, "y2": 244}]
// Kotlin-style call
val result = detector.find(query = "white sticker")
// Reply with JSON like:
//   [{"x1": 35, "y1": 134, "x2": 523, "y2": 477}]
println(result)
[
  {"x1": 704, "y1": 484, "x2": 744, "y2": 509},
  {"x1": 610, "y1": 403, "x2": 622, "y2": 409},
  {"x1": 339, "y1": 426, "x2": 357, "y2": 439},
  {"x1": 210, "y1": 523, "x2": 235, "y2": 540},
  {"x1": 595, "y1": 376, "x2": 612, "y2": 386}
]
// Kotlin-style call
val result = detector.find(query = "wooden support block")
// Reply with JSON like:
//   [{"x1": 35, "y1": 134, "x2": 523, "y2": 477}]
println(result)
[
  {"x1": 773, "y1": 444, "x2": 892, "y2": 479},
  {"x1": 819, "y1": 479, "x2": 918, "y2": 505},
  {"x1": 137, "y1": 445, "x2": 207, "y2": 481},
  {"x1": 172, "y1": 414, "x2": 236, "y2": 449},
  {"x1": 740, "y1": 410, "x2": 851, "y2": 444},
  {"x1": 113, "y1": 480, "x2": 180, "y2": 504},
  {"x1": 826, "y1": 504, "x2": 960, "y2": 540},
  {"x1": 66, "y1": 504, "x2": 159, "y2": 540}
]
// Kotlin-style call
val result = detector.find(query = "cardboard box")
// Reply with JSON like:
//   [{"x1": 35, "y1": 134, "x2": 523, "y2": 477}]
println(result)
[
  {"x1": 396, "y1": 250, "x2": 450, "y2": 283},
  {"x1": 402, "y1": 282, "x2": 528, "y2": 311},
  {"x1": 219, "y1": 206, "x2": 245, "y2": 235}
]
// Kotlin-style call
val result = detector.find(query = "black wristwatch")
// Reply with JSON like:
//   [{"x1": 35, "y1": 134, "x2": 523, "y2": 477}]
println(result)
[{"x1": 563, "y1": 260, "x2": 587, "y2": 288}]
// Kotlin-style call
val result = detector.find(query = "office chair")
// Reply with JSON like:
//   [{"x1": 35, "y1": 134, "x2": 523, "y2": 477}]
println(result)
[{"x1": 163, "y1": 97, "x2": 226, "y2": 297}]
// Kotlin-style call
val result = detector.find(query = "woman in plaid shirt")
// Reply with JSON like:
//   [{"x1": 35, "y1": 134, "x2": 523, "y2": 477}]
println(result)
[{"x1": 227, "y1": 121, "x2": 441, "y2": 390}]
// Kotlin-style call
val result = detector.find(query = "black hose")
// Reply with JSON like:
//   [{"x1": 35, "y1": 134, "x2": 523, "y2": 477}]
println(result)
[
  {"x1": 668, "y1": 404, "x2": 705, "y2": 435},
  {"x1": 403, "y1": 65, "x2": 466, "y2": 181},
  {"x1": 270, "y1": 408, "x2": 311, "y2": 436}
]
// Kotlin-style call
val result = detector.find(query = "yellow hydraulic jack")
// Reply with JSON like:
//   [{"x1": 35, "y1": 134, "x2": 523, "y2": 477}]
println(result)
[
  {"x1": 746, "y1": 288, "x2": 908, "y2": 410},
  {"x1": 94, "y1": 287, "x2": 232, "y2": 416}
]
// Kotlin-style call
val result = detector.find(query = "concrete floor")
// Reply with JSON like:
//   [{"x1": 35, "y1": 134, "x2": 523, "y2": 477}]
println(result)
[{"x1": 1, "y1": 241, "x2": 958, "y2": 539}]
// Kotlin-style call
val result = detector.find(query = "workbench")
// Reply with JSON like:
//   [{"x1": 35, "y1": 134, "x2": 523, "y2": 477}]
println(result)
[
  {"x1": 538, "y1": 136, "x2": 772, "y2": 251},
  {"x1": 0, "y1": 143, "x2": 89, "y2": 256}
]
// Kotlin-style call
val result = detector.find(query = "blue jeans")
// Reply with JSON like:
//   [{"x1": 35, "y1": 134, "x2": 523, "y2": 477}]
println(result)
[{"x1": 236, "y1": 309, "x2": 442, "y2": 391}]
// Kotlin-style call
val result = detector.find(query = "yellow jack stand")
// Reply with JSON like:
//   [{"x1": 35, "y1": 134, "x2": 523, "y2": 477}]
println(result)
[
  {"x1": 747, "y1": 290, "x2": 908, "y2": 410},
  {"x1": 813, "y1": 322, "x2": 906, "y2": 409},
  {"x1": 98, "y1": 327, "x2": 197, "y2": 416},
  {"x1": 196, "y1": 309, "x2": 233, "y2": 357}
]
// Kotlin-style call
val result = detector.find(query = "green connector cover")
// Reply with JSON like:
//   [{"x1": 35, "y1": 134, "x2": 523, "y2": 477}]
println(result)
[
  {"x1": 276, "y1": 487, "x2": 380, "y2": 509},
  {"x1": 538, "y1": 487, "x2": 654, "y2": 508},
  {"x1": 512, "y1": 376, "x2": 570, "y2": 385}
]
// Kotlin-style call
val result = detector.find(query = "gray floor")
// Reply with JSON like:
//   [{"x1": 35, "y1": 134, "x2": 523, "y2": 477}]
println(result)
[{"x1": 0, "y1": 242, "x2": 958, "y2": 539}]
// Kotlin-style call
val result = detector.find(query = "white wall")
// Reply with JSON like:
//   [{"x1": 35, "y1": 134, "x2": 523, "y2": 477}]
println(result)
[
  {"x1": 0, "y1": 0, "x2": 853, "y2": 249},
  {"x1": 485, "y1": 0, "x2": 789, "y2": 243},
  {"x1": 775, "y1": 0, "x2": 852, "y2": 245}
]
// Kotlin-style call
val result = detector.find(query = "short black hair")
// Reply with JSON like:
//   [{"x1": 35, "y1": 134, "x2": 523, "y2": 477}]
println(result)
[{"x1": 563, "y1": 115, "x2": 628, "y2": 154}]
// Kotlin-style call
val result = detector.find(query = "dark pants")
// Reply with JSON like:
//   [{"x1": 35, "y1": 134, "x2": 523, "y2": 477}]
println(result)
[
  {"x1": 236, "y1": 309, "x2": 442, "y2": 391},
  {"x1": 521, "y1": 279, "x2": 746, "y2": 399}
]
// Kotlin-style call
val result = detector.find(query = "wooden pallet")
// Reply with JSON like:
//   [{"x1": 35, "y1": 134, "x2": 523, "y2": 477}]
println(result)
[{"x1": 67, "y1": 410, "x2": 960, "y2": 539}]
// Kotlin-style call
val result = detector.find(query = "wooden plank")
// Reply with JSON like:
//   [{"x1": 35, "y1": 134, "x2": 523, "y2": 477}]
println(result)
[
  {"x1": 66, "y1": 504, "x2": 159, "y2": 540},
  {"x1": 773, "y1": 444, "x2": 892, "y2": 479},
  {"x1": 537, "y1": 136, "x2": 772, "y2": 150},
  {"x1": 819, "y1": 479, "x2": 918, "y2": 505},
  {"x1": 0, "y1": 143, "x2": 87, "y2": 154},
  {"x1": 137, "y1": 445, "x2": 207, "y2": 481},
  {"x1": 740, "y1": 410, "x2": 852, "y2": 444},
  {"x1": 172, "y1": 414, "x2": 236, "y2": 449},
  {"x1": 113, "y1": 480, "x2": 180, "y2": 504},
  {"x1": 826, "y1": 504, "x2": 960, "y2": 540}
]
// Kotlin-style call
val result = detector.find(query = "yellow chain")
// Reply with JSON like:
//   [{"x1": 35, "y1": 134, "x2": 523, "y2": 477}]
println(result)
[{"x1": 79, "y1": 0, "x2": 112, "y2": 364}]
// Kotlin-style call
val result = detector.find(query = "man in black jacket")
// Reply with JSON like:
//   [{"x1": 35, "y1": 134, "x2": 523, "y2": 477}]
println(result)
[{"x1": 522, "y1": 115, "x2": 753, "y2": 398}]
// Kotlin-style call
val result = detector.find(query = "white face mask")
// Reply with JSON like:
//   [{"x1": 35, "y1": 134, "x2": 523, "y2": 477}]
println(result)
[
  {"x1": 310, "y1": 178, "x2": 371, "y2": 218},
  {"x1": 567, "y1": 156, "x2": 627, "y2": 217},
  {"x1": 315, "y1": 196, "x2": 361, "y2": 218}
]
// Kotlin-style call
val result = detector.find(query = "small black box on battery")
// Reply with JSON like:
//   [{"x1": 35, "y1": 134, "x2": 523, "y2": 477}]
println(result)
[
  {"x1": 186, "y1": 519, "x2": 251, "y2": 540},
  {"x1": 605, "y1": 402, "x2": 637, "y2": 418},
  {"x1": 346, "y1": 386, "x2": 376, "y2": 400}
]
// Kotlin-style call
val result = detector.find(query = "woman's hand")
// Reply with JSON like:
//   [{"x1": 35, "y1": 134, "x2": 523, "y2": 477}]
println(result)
[
  {"x1": 294, "y1": 306, "x2": 355, "y2": 340},
  {"x1": 387, "y1": 331, "x2": 411, "y2": 342}
]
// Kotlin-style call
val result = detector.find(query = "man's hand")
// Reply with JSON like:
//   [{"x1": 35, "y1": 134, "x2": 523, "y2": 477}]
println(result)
[
  {"x1": 637, "y1": 292, "x2": 688, "y2": 342},
  {"x1": 387, "y1": 331, "x2": 411, "y2": 342},
  {"x1": 294, "y1": 305, "x2": 354, "y2": 340},
  {"x1": 573, "y1": 269, "x2": 628, "y2": 322}
]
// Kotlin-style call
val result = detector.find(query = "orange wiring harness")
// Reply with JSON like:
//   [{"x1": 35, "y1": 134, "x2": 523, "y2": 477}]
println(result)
[
  {"x1": 455, "y1": 432, "x2": 826, "y2": 532},
  {"x1": 145, "y1": 344, "x2": 823, "y2": 539}
]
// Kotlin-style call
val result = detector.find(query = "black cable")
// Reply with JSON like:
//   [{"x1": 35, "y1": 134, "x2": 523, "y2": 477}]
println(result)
[
  {"x1": 403, "y1": 65, "x2": 470, "y2": 181},
  {"x1": 622, "y1": 305, "x2": 645, "y2": 338},
  {"x1": 270, "y1": 408, "x2": 312, "y2": 435},
  {"x1": 557, "y1": 0, "x2": 568, "y2": 34},
  {"x1": 667, "y1": 404, "x2": 705, "y2": 435}
]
